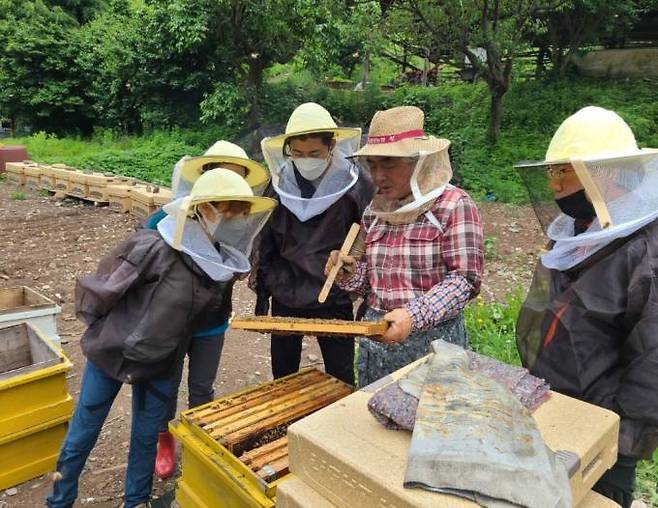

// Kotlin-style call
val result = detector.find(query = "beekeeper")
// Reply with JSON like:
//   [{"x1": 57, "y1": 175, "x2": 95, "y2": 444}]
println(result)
[
  {"x1": 325, "y1": 105, "x2": 484, "y2": 387},
  {"x1": 47, "y1": 169, "x2": 276, "y2": 508},
  {"x1": 515, "y1": 106, "x2": 658, "y2": 507},
  {"x1": 255, "y1": 102, "x2": 374, "y2": 385},
  {"x1": 143, "y1": 141, "x2": 270, "y2": 479}
]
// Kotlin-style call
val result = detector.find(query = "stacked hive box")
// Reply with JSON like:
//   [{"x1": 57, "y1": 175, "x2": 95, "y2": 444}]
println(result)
[
  {"x1": 39, "y1": 164, "x2": 56, "y2": 192},
  {"x1": 0, "y1": 287, "x2": 62, "y2": 347},
  {"x1": 67, "y1": 170, "x2": 90, "y2": 199},
  {"x1": 130, "y1": 185, "x2": 173, "y2": 219},
  {"x1": 281, "y1": 359, "x2": 619, "y2": 508},
  {"x1": 86, "y1": 172, "x2": 116, "y2": 203},
  {"x1": 5, "y1": 161, "x2": 26, "y2": 185},
  {"x1": 170, "y1": 369, "x2": 353, "y2": 508},
  {"x1": 107, "y1": 179, "x2": 140, "y2": 213},
  {"x1": 0, "y1": 322, "x2": 73, "y2": 489},
  {"x1": 50, "y1": 164, "x2": 74, "y2": 194},
  {"x1": 22, "y1": 162, "x2": 41, "y2": 189}
]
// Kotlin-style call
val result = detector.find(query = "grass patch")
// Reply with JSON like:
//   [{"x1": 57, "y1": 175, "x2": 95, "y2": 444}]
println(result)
[{"x1": 10, "y1": 190, "x2": 26, "y2": 200}]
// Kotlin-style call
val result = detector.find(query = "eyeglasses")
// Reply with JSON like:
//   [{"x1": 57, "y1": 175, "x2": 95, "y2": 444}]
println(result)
[
  {"x1": 359, "y1": 156, "x2": 417, "y2": 172},
  {"x1": 545, "y1": 165, "x2": 575, "y2": 180}
]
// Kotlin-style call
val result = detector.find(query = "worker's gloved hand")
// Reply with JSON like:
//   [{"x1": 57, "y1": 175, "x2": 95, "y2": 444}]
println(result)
[
  {"x1": 381, "y1": 308, "x2": 412, "y2": 344},
  {"x1": 324, "y1": 250, "x2": 356, "y2": 281},
  {"x1": 255, "y1": 292, "x2": 270, "y2": 316}
]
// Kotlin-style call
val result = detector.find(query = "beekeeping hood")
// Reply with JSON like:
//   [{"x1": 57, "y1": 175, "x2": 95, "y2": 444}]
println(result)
[
  {"x1": 516, "y1": 106, "x2": 658, "y2": 271},
  {"x1": 353, "y1": 106, "x2": 452, "y2": 227},
  {"x1": 158, "y1": 168, "x2": 276, "y2": 281},
  {"x1": 171, "y1": 140, "x2": 270, "y2": 199},
  {"x1": 261, "y1": 102, "x2": 362, "y2": 222}
]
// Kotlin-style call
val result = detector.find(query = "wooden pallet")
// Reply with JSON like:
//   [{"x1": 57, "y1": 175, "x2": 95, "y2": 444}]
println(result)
[
  {"x1": 183, "y1": 369, "x2": 352, "y2": 481},
  {"x1": 230, "y1": 316, "x2": 388, "y2": 338}
]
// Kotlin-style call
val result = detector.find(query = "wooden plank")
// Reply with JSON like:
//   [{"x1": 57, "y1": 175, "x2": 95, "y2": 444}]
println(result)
[
  {"x1": 0, "y1": 286, "x2": 55, "y2": 314},
  {"x1": 240, "y1": 436, "x2": 288, "y2": 466},
  {"x1": 201, "y1": 378, "x2": 344, "y2": 432},
  {"x1": 230, "y1": 316, "x2": 389, "y2": 338},
  {"x1": 217, "y1": 387, "x2": 351, "y2": 446},
  {"x1": 255, "y1": 456, "x2": 289, "y2": 482},
  {"x1": 244, "y1": 444, "x2": 288, "y2": 471},
  {"x1": 189, "y1": 370, "x2": 327, "y2": 424},
  {"x1": 318, "y1": 223, "x2": 360, "y2": 304}
]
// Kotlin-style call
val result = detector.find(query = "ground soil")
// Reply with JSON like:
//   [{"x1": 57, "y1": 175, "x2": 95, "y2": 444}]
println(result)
[{"x1": 0, "y1": 181, "x2": 544, "y2": 507}]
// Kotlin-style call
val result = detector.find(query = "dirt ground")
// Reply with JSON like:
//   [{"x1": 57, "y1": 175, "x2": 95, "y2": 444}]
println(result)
[{"x1": 0, "y1": 181, "x2": 544, "y2": 507}]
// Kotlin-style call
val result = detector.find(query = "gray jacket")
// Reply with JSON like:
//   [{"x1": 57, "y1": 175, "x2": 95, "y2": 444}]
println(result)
[{"x1": 77, "y1": 229, "x2": 230, "y2": 383}]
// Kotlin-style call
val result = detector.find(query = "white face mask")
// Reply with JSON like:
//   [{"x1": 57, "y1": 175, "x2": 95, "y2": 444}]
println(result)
[{"x1": 294, "y1": 156, "x2": 330, "y2": 180}]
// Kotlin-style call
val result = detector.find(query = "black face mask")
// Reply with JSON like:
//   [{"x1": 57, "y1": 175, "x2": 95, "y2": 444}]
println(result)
[{"x1": 555, "y1": 189, "x2": 596, "y2": 221}]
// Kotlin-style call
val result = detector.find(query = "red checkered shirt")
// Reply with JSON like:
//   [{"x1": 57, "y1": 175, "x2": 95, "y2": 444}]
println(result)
[{"x1": 339, "y1": 185, "x2": 484, "y2": 331}]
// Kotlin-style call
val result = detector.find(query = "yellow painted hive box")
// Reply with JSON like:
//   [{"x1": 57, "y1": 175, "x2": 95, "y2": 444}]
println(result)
[
  {"x1": 287, "y1": 359, "x2": 619, "y2": 508},
  {"x1": 0, "y1": 322, "x2": 73, "y2": 490},
  {"x1": 5, "y1": 161, "x2": 26, "y2": 185},
  {"x1": 170, "y1": 369, "x2": 353, "y2": 508}
]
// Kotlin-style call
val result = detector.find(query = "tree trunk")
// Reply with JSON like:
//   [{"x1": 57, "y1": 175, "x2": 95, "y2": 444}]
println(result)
[
  {"x1": 421, "y1": 49, "x2": 429, "y2": 87},
  {"x1": 360, "y1": 51, "x2": 370, "y2": 90},
  {"x1": 488, "y1": 87, "x2": 504, "y2": 141},
  {"x1": 246, "y1": 57, "x2": 264, "y2": 128}
]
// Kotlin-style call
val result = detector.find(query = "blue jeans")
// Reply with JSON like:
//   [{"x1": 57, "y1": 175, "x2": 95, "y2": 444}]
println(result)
[{"x1": 46, "y1": 361, "x2": 173, "y2": 508}]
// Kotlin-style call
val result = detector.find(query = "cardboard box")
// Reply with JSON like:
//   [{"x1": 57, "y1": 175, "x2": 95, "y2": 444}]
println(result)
[
  {"x1": 288, "y1": 361, "x2": 619, "y2": 508},
  {"x1": 274, "y1": 476, "x2": 621, "y2": 508}
]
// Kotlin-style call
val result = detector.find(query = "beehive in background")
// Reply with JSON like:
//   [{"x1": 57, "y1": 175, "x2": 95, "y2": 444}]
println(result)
[
  {"x1": 67, "y1": 170, "x2": 90, "y2": 199},
  {"x1": 130, "y1": 185, "x2": 160, "y2": 219},
  {"x1": 50, "y1": 164, "x2": 75, "y2": 194},
  {"x1": 0, "y1": 323, "x2": 73, "y2": 490},
  {"x1": 86, "y1": 172, "x2": 116, "y2": 203},
  {"x1": 170, "y1": 369, "x2": 352, "y2": 508},
  {"x1": 22, "y1": 162, "x2": 41, "y2": 190},
  {"x1": 5, "y1": 161, "x2": 26, "y2": 186},
  {"x1": 39, "y1": 164, "x2": 56, "y2": 192},
  {"x1": 107, "y1": 179, "x2": 138, "y2": 213}
]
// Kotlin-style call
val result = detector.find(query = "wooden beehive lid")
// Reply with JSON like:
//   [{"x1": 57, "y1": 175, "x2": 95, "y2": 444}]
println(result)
[
  {"x1": 22, "y1": 164, "x2": 41, "y2": 177},
  {"x1": 5, "y1": 162, "x2": 25, "y2": 174},
  {"x1": 107, "y1": 180, "x2": 139, "y2": 197},
  {"x1": 50, "y1": 165, "x2": 75, "y2": 178},
  {"x1": 152, "y1": 186, "x2": 173, "y2": 206},
  {"x1": 86, "y1": 172, "x2": 115, "y2": 185},
  {"x1": 130, "y1": 185, "x2": 157, "y2": 204},
  {"x1": 0, "y1": 286, "x2": 57, "y2": 315},
  {"x1": 230, "y1": 315, "x2": 389, "y2": 338}
]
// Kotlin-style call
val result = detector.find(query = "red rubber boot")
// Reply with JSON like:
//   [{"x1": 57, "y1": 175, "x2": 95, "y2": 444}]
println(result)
[{"x1": 154, "y1": 431, "x2": 176, "y2": 479}]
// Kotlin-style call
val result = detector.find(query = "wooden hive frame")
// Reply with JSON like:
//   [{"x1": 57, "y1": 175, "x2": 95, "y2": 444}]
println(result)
[
  {"x1": 182, "y1": 369, "x2": 352, "y2": 482},
  {"x1": 230, "y1": 315, "x2": 388, "y2": 338}
]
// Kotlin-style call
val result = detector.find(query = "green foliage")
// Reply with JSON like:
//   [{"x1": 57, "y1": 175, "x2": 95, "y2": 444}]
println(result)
[
  {"x1": 0, "y1": 0, "x2": 92, "y2": 134},
  {"x1": 200, "y1": 82, "x2": 252, "y2": 132},
  {"x1": 464, "y1": 290, "x2": 524, "y2": 366},
  {"x1": 11, "y1": 190, "x2": 27, "y2": 200},
  {"x1": 637, "y1": 450, "x2": 658, "y2": 505}
]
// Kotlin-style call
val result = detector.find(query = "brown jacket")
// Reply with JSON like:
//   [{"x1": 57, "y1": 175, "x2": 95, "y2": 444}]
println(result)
[{"x1": 77, "y1": 229, "x2": 231, "y2": 383}]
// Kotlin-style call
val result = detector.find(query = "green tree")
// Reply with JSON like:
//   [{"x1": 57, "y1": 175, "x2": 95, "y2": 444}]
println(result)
[
  {"x1": 391, "y1": 0, "x2": 565, "y2": 140},
  {"x1": 0, "y1": 0, "x2": 91, "y2": 134}
]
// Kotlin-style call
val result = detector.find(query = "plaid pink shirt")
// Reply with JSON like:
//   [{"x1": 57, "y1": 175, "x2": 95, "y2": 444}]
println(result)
[{"x1": 340, "y1": 186, "x2": 484, "y2": 331}]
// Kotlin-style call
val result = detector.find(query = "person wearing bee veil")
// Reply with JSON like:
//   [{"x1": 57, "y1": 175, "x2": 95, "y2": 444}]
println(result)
[
  {"x1": 255, "y1": 102, "x2": 374, "y2": 385},
  {"x1": 515, "y1": 106, "x2": 658, "y2": 507}
]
